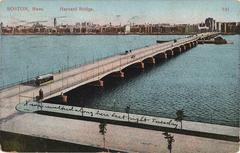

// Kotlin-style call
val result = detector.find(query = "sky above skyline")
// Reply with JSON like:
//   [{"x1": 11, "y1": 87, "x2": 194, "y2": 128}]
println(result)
[{"x1": 0, "y1": 0, "x2": 240, "y2": 26}]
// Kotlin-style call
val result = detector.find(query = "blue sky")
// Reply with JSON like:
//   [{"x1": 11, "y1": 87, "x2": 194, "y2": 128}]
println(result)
[{"x1": 0, "y1": 0, "x2": 239, "y2": 26}]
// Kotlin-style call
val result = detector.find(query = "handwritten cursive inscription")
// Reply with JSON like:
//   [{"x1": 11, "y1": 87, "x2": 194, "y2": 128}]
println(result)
[{"x1": 22, "y1": 102, "x2": 179, "y2": 128}]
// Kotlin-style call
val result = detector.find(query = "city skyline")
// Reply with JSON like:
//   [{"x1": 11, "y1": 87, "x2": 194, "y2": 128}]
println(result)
[{"x1": 0, "y1": 0, "x2": 240, "y2": 26}]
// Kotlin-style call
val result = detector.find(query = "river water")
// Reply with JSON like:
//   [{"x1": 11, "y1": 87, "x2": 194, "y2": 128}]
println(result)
[{"x1": 0, "y1": 35, "x2": 239, "y2": 126}]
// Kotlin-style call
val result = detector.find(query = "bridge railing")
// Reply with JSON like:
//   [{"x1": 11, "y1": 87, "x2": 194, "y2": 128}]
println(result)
[{"x1": 0, "y1": 49, "x2": 123, "y2": 91}]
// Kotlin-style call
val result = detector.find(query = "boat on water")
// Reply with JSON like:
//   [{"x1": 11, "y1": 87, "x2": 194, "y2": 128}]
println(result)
[
  {"x1": 198, "y1": 36, "x2": 228, "y2": 44},
  {"x1": 213, "y1": 36, "x2": 227, "y2": 44}
]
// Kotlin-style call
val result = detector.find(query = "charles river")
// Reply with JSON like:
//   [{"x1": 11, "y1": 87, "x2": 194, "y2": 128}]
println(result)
[{"x1": 0, "y1": 35, "x2": 239, "y2": 127}]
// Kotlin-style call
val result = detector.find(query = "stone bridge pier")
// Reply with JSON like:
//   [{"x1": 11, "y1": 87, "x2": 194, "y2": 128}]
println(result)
[{"x1": 154, "y1": 52, "x2": 167, "y2": 62}]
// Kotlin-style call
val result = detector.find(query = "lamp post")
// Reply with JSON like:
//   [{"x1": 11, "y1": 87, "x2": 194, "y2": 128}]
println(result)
[
  {"x1": 113, "y1": 99, "x2": 118, "y2": 111},
  {"x1": 67, "y1": 55, "x2": 69, "y2": 71},
  {"x1": 125, "y1": 105, "x2": 130, "y2": 121},
  {"x1": 61, "y1": 65, "x2": 64, "y2": 90},
  {"x1": 26, "y1": 65, "x2": 29, "y2": 82}
]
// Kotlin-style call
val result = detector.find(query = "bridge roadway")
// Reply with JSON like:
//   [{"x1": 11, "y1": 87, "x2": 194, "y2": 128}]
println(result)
[{"x1": 2, "y1": 32, "x2": 238, "y2": 152}]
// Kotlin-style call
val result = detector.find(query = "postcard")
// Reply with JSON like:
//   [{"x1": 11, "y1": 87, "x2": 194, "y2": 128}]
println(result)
[{"x1": 0, "y1": 0, "x2": 239, "y2": 152}]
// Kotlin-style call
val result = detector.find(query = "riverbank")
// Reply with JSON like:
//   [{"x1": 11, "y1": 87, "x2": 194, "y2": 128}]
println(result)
[
  {"x1": 1, "y1": 32, "x2": 239, "y2": 36},
  {"x1": 1, "y1": 33, "x2": 195, "y2": 35}
]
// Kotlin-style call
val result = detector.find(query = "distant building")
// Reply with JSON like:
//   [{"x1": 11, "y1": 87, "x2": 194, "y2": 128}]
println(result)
[
  {"x1": 216, "y1": 22, "x2": 222, "y2": 32},
  {"x1": 236, "y1": 22, "x2": 240, "y2": 34},
  {"x1": 213, "y1": 19, "x2": 216, "y2": 31},
  {"x1": 223, "y1": 23, "x2": 227, "y2": 33},
  {"x1": 54, "y1": 18, "x2": 57, "y2": 27},
  {"x1": 205, "y1": 17, "x2": 215, "y2": 32},
  {"x1": 0, "y1": 22, "x2": 3, "y2": 34},
  {"x1": 185, "y1": 24, "x2": 198, "y2": 34},
  {"x1": 198, "y1": 23, "x2": 209, "y2": 33},
  {"x1": 1, "y1": 18, "x2": 239, "y2": 35},
  {"x1": 214, "y1": 21, "x2": 217, "y2": 31},
  {"x1": 76, "y1": 22, "x2": 81, "y2": 27},
  {"x1": 225, "y1": 22, "x2": 237, "y2": 33},
  {"x1": 125, "y1": 24, "x2": 130, "y2": 34},
  {"x1": 205, "y1": 18, "x2": 238, "y2": 33},
  {"x1": 69, "y1": 26, "x2": 74, "y2": 33}
]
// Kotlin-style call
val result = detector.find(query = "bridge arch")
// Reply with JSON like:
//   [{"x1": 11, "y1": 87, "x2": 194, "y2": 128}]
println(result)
[
  {"x1": 154, "y1": 52, "x2": 167, "y2": 61},
  {"x1": 142, "y1": 57, "x2": 156, "y2": 65},
  {"x1": 172, "y1": 47, "x2": 181, "y2": 55},
  {"x1": 165, "y1": 50, "x2": 174, "y2": 58}
]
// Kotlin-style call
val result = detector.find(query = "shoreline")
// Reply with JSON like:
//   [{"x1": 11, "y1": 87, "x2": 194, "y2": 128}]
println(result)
[
  {"x1": 1, "y1": 33, "x2": 238, "y2": 36},
  {"x1": 1, "y1": 33, "x2": 193, "y2": 36}
]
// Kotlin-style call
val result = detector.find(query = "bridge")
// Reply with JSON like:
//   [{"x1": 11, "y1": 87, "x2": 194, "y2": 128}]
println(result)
[
  {"x1": 0, "y1": 32, "x2": 219, "y2": 102},
  {"x1": 1, "y1": 32, "x2": 238, "y2": 152}
]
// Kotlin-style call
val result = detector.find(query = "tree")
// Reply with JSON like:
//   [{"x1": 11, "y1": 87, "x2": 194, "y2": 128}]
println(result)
[
  {"x1": 163, "y1": 132, "x2": 175, "y2": 153},
  {"x1": 175, "y1": 109, "x2": 184, "y2": 129},
  {"x1": 99, "y1": 122, "x2": 107, "y2": 149},
  {"x1": 167, "y1": 135, "x2": 175, "y2": 153}
]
